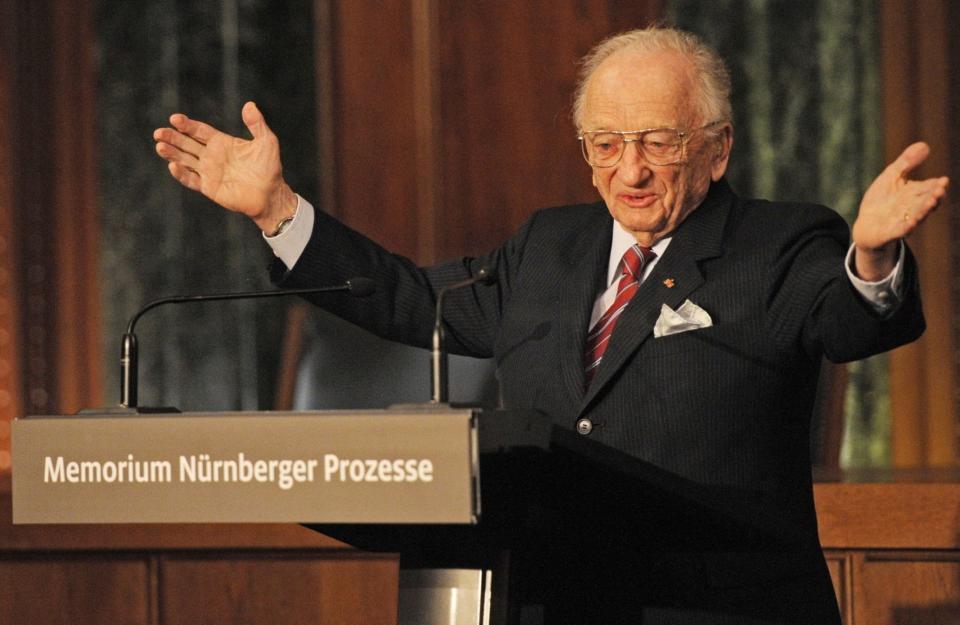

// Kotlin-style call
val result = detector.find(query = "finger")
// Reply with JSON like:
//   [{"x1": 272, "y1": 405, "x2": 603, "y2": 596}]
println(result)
[
  {"x1": 153, "y1": 127, "x2": 205, "y2": 160},
  {"x1": 169, "y1": 113, "x2": 220, "y2": 145},
  {"x1": 925, "y1": 176, "x2": 949, "y2": 205},
  {"x1": 934, "y1": 175, "x2": 950, "y2": 196},
  {"x1": 902, "y1": 179, "x2": 947, "y2": 225},
  {"x1": 155, "y1": 140, "x2": 201, "y2": 170},
  {"x1": 887, "y1": 141, "x2": 931, "y2": 180},
  {"x1": 168, "y1": 162, "x2": 202, "y2": 193},
  {"x1": 241, "y1": 101, "x2": 272, "y2": 140},
  {"x1": 910, "y1": 176, "x2": 949, "y2": 205},
  {"x1": 899, "y1": 180, "x2": 941, "y2": 213}
]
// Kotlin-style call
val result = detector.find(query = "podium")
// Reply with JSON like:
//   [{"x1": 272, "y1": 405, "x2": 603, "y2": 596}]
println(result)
[{"x1": 11, "y1": 408, "x2": 794, "y2": 624}]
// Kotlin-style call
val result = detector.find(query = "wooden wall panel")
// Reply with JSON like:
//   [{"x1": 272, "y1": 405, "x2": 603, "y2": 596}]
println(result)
[
  {"x1": 854, "y1": 555, "x2": 960, "y2": 624},
  {"x1": 48, "y1": 0, "x2": 102, "y2": 415},
  {"x1": 0, "y1": 475, "x2": 399, "y2": 625},
  {"x1": 815, "y1": 480, "x2": 960, "y2": 550},
  {"x1": 321, "y1": 0, "x2": 664, "y2": 265},
  {"x1": 824, "y1": 554, "x2": 849, "y2": 624},
  {"x1": 881, "y1": 0, "x2": 958, "y2": 467},
  {"x1": 0, "y1": 0, "x2": 102, "y2": 433},
  {"x1": 434, "y1": 1, "x2": 663, "y2": 260},
  {"x1": 816, "y1": 477, "x2": 960, "y2": 624},
  {"x1": 325, "y1": 0, "x2": 421, "y2": 261},
  {"x1": 0, "y1": 0, "x2": 23, "y2": 473},
  {"x1": 159, "y1": 555, "x2": 398, "y2": 625},
  {"x1": 0, "y1": 558, "x2": 151, "y2": 625}
]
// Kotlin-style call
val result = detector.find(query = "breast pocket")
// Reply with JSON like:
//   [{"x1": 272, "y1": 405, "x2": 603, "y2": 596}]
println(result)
[
  {"x1": 643, "y1": 323, "x2": 725, "y2": 359},
  {"x1": 632, "y1": 321, "x2": 781, "y2": 419}
]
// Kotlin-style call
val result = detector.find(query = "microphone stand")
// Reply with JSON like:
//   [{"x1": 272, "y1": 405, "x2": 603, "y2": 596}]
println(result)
[
  {"x1": 431, "y1": 268, "x2": 496, "y2": 404},
  {"x1": 120, "y1": 278, "x2": 375, "y2": 410}
]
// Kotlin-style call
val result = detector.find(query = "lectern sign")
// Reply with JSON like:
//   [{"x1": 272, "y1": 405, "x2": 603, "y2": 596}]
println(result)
[{"x1": 11, "y1": 409, "x2": 480, "y2": 524}]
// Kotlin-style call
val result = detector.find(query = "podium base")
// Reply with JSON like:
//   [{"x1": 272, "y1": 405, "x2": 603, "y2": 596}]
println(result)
[{"x1": 399, "y1": 568, "x2": 494, "y2": 625}]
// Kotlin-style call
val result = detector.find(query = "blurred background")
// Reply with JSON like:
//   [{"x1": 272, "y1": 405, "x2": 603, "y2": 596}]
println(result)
[
  {"x1": 2, "y1": 0, "x2": 956, "y2": 471},
  {"x1": 1, "y1": 1, "x2": 959, "y2": 622}
]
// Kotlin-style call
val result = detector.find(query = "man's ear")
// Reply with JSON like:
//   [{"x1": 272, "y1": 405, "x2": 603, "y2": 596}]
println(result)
[
  {"x1": 711, "y1": 124, "x2": 734, "y2": 181},
  {"x1": 592, "y1": 169, "x2": 599, "y2": 188}
]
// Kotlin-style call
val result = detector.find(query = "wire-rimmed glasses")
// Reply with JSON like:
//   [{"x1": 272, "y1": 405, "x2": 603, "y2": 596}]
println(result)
[{"x1": 578, "y1": 121, "x2": 724, "y2": 167}]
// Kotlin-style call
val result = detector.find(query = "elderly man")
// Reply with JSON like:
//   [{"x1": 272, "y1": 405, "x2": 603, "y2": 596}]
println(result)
[{"x1": 155, "y1": 27, "x2": 945, "y2": 625}]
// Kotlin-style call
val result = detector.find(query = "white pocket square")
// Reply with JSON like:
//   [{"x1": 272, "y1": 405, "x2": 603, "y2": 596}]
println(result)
[{"x1": 653, "y1": 299, "x2": 713, "y2": 338}]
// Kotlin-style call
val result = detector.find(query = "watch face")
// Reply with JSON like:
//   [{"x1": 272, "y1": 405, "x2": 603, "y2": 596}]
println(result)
[{"x1": 271, "y1": 217, "x2": 293, "y2": 237}]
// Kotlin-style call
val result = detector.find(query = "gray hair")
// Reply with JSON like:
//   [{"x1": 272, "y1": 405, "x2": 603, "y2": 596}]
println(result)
[{"x1": 572, "y1": 27, "x2": 732, "y2": 130}]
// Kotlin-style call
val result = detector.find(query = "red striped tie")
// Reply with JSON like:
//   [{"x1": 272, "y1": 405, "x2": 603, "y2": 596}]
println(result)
[{"x1": 583, "y1": 244, "x2": 656, "y2": 387}]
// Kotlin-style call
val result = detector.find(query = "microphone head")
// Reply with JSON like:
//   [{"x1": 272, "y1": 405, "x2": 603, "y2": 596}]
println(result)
[
  {"x1": 475, "y1": 266, "x2": 498, "y2": 285},
  {"x1": 346, "y1": 277, "x2": 376, "y2": 297}
]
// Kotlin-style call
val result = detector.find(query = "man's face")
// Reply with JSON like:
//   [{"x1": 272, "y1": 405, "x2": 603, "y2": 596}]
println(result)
[{"x1": 581, "y1": 50, "x2": 731, "y2": 245}]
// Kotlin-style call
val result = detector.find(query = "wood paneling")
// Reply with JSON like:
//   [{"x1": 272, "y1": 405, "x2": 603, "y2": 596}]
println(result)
[
  {"x1": 816, "y1": 474, "x2": 960, "y2": 623},
  {"x1": 0, "y1": 474, "x2": 398, "y2": 625},
  {"x1": 0, "y1": 0, "x2": 102, "y2": 432},
  {"x1": 433, "y1": 1, "x2": 663, "y2": 260},
  {"x1": 160, "y1": 555, "x2": 398, "y2": 625},
  {"x1": 824, "y1": 553, "x2": 851, "y2": 625},
  {"x1": 0, "y1": 558, "x2": 151, "y2": 625},
  {"x1": 6, "y1": 472, "x2": 960, "y2": 623},
  {"x1": 880, "y1": 0, "x2": 958, "y2": 467},
  {"x1": 321, "y1": 0, "x2": 664, "y2": 265},
  {"x1": 325, "y1": 0, "x2": 421, "y2": 260},
  {"x1": 855, "y1": 555, "x2": 960, "y2": 625},
  {"x1": 0, "y1": 0, "x2": 23, "y2": 473},
  {"x1": 815, "y1": 480, "x2": 960, "y2": 550},
  {"x1": 48, "y1": 1, "x2": 102, "y2": 415}
]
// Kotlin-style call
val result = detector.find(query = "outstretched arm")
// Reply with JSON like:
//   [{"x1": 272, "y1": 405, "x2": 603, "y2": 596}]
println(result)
[
  {"x1": 152, "y1": 101, "x2": 298, "y2": 233},
  {"x1": 852, "y1": 141, "x2": 949, "y2": 281}
]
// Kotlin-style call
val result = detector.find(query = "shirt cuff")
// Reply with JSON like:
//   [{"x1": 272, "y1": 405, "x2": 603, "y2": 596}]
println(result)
[
  {"x1": 845, "y1": 240, "x2": 905, "y2": 314},
  {"x1": 262, "y1": 194, "x2": 315, "y2": 270}
]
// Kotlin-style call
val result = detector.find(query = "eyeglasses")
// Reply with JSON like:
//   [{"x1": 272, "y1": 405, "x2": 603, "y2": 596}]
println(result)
[{"x1": 578, "y1": 121, "x2": 724, "y2": 167}]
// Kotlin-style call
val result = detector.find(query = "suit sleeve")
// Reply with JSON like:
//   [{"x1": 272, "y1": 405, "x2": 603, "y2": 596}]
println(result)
[
  {"x1": 269, "y1": 207, "x2": 539, "y2": 358},
  {"x1": 765, "y1": 206, "x2": 924, "y2": 363}
]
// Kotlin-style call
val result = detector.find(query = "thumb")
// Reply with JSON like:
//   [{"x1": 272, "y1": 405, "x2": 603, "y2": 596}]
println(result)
[
  {"x1": 890, "y1": 141, "x2": 931, "y2": 179},
  {"x1": 241, "y1": 101, "x2": 271, "y2": 139}
]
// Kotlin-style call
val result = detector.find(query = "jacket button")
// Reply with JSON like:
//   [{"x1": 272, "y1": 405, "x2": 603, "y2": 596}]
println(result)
[{"x1": 576, "y1": 418, "x2": 593, "y2": 435}]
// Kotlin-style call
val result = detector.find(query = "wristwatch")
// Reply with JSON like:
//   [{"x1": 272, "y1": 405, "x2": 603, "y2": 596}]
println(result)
[{"x1": 266, "y1": 212, "x2": 296, "y2": 238}]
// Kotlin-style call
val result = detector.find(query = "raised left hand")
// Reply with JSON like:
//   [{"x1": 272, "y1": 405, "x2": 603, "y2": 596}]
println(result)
[{"x1": 852, "y1": 141, "x2": 948, "y2": 280}]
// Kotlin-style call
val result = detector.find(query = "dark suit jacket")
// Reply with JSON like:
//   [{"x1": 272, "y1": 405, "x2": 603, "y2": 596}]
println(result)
[{"x1": 273, "y1": 179, "x2": 923, "y2": 624}]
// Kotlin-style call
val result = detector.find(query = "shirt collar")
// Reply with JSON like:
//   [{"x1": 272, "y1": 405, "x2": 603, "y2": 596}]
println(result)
[{"x1": 606, "y1": 222, "x2": 672, "y2": 286}]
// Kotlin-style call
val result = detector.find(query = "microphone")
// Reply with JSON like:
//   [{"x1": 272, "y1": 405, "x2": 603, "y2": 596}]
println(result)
[
  {"x1": 120, "y1": 278, "x2": 375, "y2": 410},
  {"x1": 431, "y1": 266, "x2": 497, "y2": 404}
]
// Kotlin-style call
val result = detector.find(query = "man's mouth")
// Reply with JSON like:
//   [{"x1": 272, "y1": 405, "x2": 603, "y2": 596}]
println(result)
[{"x1": 618, "y1": 192, "x2": 657, "y2": 208}]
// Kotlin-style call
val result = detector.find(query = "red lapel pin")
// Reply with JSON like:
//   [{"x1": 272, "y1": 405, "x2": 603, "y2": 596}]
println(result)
[{"x1": 663, "y1": 278, "x2": 675, "y2": 288}]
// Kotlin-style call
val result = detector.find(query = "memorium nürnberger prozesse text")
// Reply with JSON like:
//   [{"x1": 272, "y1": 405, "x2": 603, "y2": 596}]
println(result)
[{"x1": 42, "y1": 453, "x2": 435, "y2": 490}]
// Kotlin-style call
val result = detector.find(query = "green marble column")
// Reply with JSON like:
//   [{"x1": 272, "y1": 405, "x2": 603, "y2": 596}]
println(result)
[
  {"x1": 667, "y1": 0, "x2": 888, "y2": 467},
  {"x1": 96, "y1": 0, "x2": 317, "y2": 411}
]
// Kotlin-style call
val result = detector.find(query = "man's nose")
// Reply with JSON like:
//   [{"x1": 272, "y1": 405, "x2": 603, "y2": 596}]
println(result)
[{"x1": 616, "y1": 140, "x2": 651, "y2": 184}]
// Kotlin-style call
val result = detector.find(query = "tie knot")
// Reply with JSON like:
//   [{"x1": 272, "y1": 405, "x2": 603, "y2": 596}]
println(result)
[{"x1": 620, "y1": 244, "x2": 656, "y2": 280}]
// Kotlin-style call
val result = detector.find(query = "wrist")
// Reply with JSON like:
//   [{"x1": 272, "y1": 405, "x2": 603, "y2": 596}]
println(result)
[
  {"x1": 854, "y1": 241, "x2": 897, "y2": 281},
  {"x1": 254, "y1": 183, "x2": 298, "y2": 234}
]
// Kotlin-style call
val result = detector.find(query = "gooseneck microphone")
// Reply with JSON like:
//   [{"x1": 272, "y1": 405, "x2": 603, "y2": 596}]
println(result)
[
  {"x1": 431, "y1": 267, "x2": 497, "y2": 404},
  {"x1": 120, "y1": 278, "x2": 375, "y2": 409}
]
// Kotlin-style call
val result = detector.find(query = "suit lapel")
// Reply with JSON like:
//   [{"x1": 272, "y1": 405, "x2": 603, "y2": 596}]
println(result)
[
  {"x1": 579, "y1": 180, "x2": 734, "y2": 414},
  {"x1": 557, "y1": 207, "x2": 612, "y2": 406}
]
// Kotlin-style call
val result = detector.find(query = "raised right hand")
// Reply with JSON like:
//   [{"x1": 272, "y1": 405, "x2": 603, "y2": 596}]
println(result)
[{"x1": 153, "y1": 101, "x2": 297, "y2": 233}]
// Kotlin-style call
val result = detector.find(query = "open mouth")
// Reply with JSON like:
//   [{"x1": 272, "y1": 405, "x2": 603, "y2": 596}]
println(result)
[{"x1": 619, "y1": 193, "x2": 657, "y2": 208}]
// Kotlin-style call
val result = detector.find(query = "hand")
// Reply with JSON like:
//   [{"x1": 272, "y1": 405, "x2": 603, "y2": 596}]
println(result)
[
  {"x1": 153, "y1": 101, "x2": 298, "y2": 233},
  {"x1": 852, "y1": 142, "x2": 949, "y2": 280}
]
